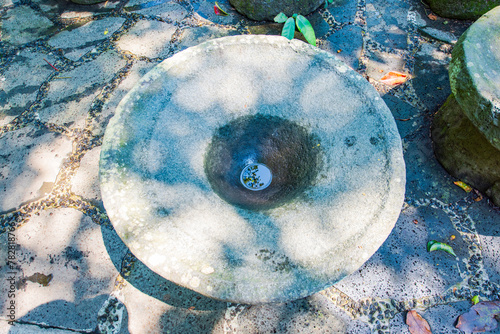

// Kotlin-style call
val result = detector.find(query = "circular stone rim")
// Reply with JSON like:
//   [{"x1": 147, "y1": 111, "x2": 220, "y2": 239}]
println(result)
[{"x1": 100, "y1": 35, "x2": 406, "y2": 304}]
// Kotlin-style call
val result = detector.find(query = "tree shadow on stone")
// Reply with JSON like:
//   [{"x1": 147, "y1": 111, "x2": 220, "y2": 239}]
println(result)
[{"x1": 101, "y1": 224, "x2": 228, "y2": 311}]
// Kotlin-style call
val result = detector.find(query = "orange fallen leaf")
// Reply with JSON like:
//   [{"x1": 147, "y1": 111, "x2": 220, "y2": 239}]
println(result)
[
  {"x1": 407, "y1": 310, "x2": 432, "y2": 334},
  {"x1": 380, "y1": 71, "x2": 407, "y2": 85},
  {"x1": 428, "y1": 13, "x2": 438, "y2": 20}
]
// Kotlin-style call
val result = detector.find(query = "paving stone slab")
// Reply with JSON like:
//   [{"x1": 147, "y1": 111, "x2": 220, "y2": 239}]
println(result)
[
  {"x1": 116, "y1": 20, "x2": 177, "y2": 59},
  {"x1": 100, "y1": 35, "x2": 405, "y2": 303},
  {"x1": 413, "y1": 42, "x2": 452, "y2": 112},
  {"x1": 334, "y1": 202, "x2": 467, "y2": 302},
  {"x1": 0, "y1": 208, "x2": 118, "y2": 330},
  {"x1": 0, "y1": 6, "x2": 56, "y2": 46},
  {"x1": 71, "y1": 146, "x2": 102, "y2": 205},
  {"x1": 0, "y1": 321, "x2": 78, "y2": 333},
  {"x1": 39, "y1": 50, "x2": 127, "y2": 129},
  {"x1": 468, "y1": 200, "x2": 500, "y2": 285},
  {"x1": 0, "y1": 126, "x2": 72, "y2": 213},
  {"x1": 91, "y1": 60, "x2": 157, "y2": 137},
  {"x1": 389, "y1": 301, "x2": 471, "y2": 334},
  {"x1": 449, "y1": 6, "x2": 500, "y2": 150},
  {"x1": 0, "y1": 51, "x2": 57, "y2": 126},
  {"x1": 223, "y1": 294, "x2": 353, "y2": 333},
  {"x1": 117, "y1": 279, "x2": 225, "y2": 333},
  {"x1": 320, "y1": 25, "x2": 363, "y2": 70},
  {"x1": 124, "y1": 0, "x2": 189, "y2": 22},
  {"x1": 365, "y1": 0, "x2": 409, "y2": 50},
  {"x1": 176, "y1": 25, "x2": 240, "y2": 51},
  {"x1": 326, "y1": 0, "x2": 357, "y2": 24},
  {"x1": 48, "y1": 17, "x2": 126, "y2": 61}
]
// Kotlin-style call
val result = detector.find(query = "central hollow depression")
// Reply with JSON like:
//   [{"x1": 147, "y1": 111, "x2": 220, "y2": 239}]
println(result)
[{"x1": 204, "y1": 114, "x2": 322, "y2": 210}]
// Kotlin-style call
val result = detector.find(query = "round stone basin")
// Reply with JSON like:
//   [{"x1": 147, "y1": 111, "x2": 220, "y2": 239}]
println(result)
[{"x1": 100, "y1": 35, "x2": 406, "y2": 304}]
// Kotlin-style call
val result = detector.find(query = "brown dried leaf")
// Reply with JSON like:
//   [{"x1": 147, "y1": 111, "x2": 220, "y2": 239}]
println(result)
[
  {"x1": 456, "y1": 301, "x2": 500, "y2": 333},
  {"x1": 407, "y1": 310, "x2": 432, "y2": 334},
  {"x1": 26, "y1": 273, "x2": 53, "y2": 286},
  {"x1": 428, "y1": 13, "x2": 438, "y2": 20},
  {"x1": 380, "y1": 71, "x2": 407, "y2": 85}
]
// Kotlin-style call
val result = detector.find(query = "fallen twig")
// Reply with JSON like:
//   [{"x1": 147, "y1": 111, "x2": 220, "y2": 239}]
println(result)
[{"x1": 43, "y1": 58, "x2": 59, "y2": 71}]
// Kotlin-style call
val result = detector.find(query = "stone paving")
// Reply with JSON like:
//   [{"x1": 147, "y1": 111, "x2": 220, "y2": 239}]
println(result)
[{"x1": 0, "y1": 0, "x2": 499, "y2": 333}]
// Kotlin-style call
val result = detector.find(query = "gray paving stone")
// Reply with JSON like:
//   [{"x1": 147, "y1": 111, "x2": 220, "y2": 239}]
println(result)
[
  {"x1": 117, "y1": 277, "x2": 225, "y2": 334},
  {"x1": 177, "y1": 25, "x2": 239, "y2": 51},
  {"x1": 366, "y1": 0, "x2": 409, "y2": 50},
  {"x1": 321, "y1": 25, "x2": 363, "y2": 70},
  {"x1": 71, "y1": 146, "x2": 102, "y2": 205},
  {"x1": 382, "y1": 94, "x2": 422, "y2": 140},
  {"x1": 0, "y1": 321, "x2": 77, "y2": 333},
  {"x1": 468, "y1": 200, "x2": 500, "y2": 285},
  {"x1": 0, "y1": 208, "x2": 118, "y2": 331},
  {"x1": 413, "y1": 42, "x2": 452, "y2": 112},
  {"x1": 419, "y1": 26, "x2": 458, "y2": 44},
  {"x1": 116, "y1": 20, "x2": 177, "y2": 59},
  {"x1": 334, "y1": 202, "x2": 468, "y2": 301},
  {"x1": 365, "y1": 50, "x2": 407, "y2": 83},
  {"x1": 39, "y1": 50, "x2": 127, "y2": 129},
  {"x1": 0, "y1": 6, "x2": 56, "y2": 46},
  {"x1": 0, "y1": 51, "x2": 57, "y2": 126},
  {"x1": 0, "y1": 126, "x2": 72, "y2": 213},
  {"x1": 223, "y1": 294, "x2": 352, "y2": 333},
  {"x1": 125, "y1": 0, "x2": 189, "y2": 22},
  {"x1": 389, "y1": 302, "x2": 475, "y2": 334},
  {"x1": 100, "y1": 35, "x2": 405, "y2": 303},
  {"x1": 48, "y1": 17, "x2": 126, "y2": 61},
  {"x1": 0, "y1": 0, "x2": 18, "y2": 6},
  {"x1": 91, "y1": 60, "x2": 157, "y2": 137},
  {"x1": 327, "y1": 0, "x2": 357, "y2": 24}
]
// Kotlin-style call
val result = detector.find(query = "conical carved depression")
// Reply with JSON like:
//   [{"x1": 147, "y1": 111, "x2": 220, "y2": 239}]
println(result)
[{"x1": 204, "y1": 114, "x2": 322, "y2": 210}]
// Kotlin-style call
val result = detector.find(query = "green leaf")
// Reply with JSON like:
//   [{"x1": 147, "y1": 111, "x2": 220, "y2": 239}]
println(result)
[
  {"x1": 214, "y1": 2, "x2": 229, "y2": 16},
  {"x1": 426, "y1": 240, "x2": 438, "y2": 252},
  {"x1": 472, "y1": 295, "x2": 480, "y2": 305},
  {"x1": 427, "y1": 240, "x2": 457, "y2": 257},
  {"x1": 274, "y1": 12, "x2": 288, "y2": 23},
  {"x1": 295, "y1": 15, "x2": 316, "y2": 46},
  {"x1": 281, "y1": 17, "x2": 295, "y2": 40}
]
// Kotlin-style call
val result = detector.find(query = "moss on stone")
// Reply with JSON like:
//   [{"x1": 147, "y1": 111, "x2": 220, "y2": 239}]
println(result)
[
  {"x1": 424, "y1": 0, "x2": 500, "y2": 20},
  {"x1": 431, "y1": 94, "x2": 500, "y2": 204}
]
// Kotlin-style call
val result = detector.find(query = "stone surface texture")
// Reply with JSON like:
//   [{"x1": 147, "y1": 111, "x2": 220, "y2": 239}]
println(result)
[
  {"x1": 432, "y1": 6, "x2": 500, "y2": 206},
  {"x1": 424, "y1": 0, "x2": 500, "y2": 20},
  {"x1": 0, "y1": 0, "x2": 499, "y2": 332},
  {"x1": 449, "y1": 6, "x2": 500, "y2": 150},
  {"x1": 432, "y1": 95, "x2": 500, "y2": 206},
  {"x1": 100, "y1": 35, "x2": 406, "y2": 304},
  {"x1": 229, "y1": 0, "x2": 324, "y2": 21}
]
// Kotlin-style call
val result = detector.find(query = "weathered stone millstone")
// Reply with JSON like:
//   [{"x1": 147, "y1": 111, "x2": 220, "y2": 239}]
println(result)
[
  {"x1": 449, "y1": 6, "x2": 500, "y2": 150},
  {"x1": 229, "y1": 0, "x2": 323, "y2": 21},
  {"x1": 100, "y1": 35, "x2": 406, "y2": 303},
  {"x1": 431, "y1": 95, "x2": 500, "y2": 206},
  {"x1": 432, "y1": 7, "x2": 500, "y2": 206},
  {"x1": 424, "y1": 0, "x2": 500, "y2": 20}
]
